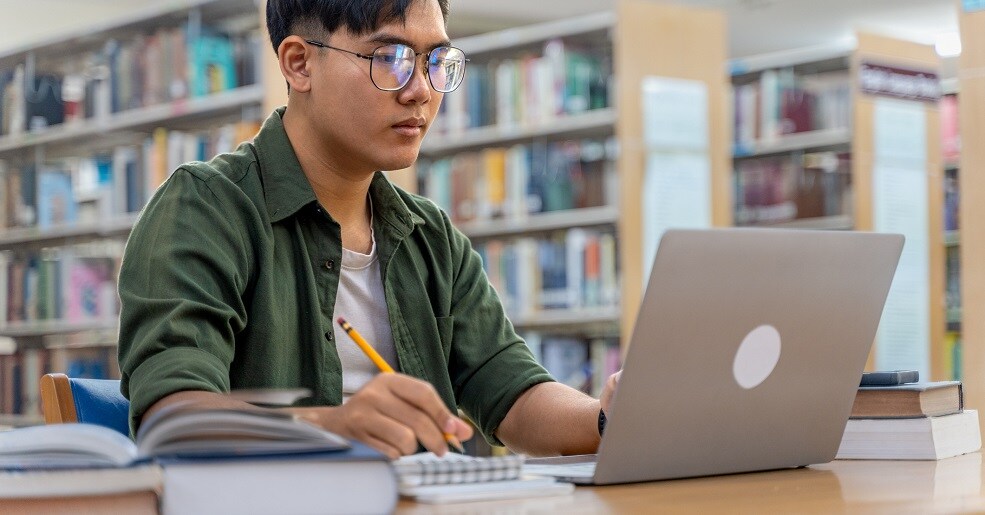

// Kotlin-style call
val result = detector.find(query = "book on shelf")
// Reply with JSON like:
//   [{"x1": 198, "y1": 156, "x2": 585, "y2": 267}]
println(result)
[
  {"x1": 0, "y1": 11, "x2": 260, "y2": 137},
  {"x1": 734, "y1": 151, "x2": 850, "y2": 226},
  {"x1": 850, "y1": 381, "x2": 963, "y2": 419},
  {"x1": 474, "y1": 228, "x2": 619, "y2": 318},
  {"x1": 0, "y1": 464, "x2": 162, "y2": 515},
  {"x1": 836, "y1": 409, "x2": 982, "y2": 460},
  {"x1": 188, "y1": 33, "x2": 237, "y2": 98},
  {"x1": 941, "y1": 94, "x2": 960, "y2": 165},
  {"x1": 733, "y1": 66, "x2": 850, "y2": 150},
  {"x1": 439, "y1": 38, "x2": 609, "y2": 135},
  {"x1": 35, "y1": 167, "x2": 77, "y2": 229},
  {"x1": 0, "y1": 251, "x2": 7, "y2": 329},
  {"x1": 393, "y1": 452, "x2": 572, "y2": 504},
  {"x1": 0, "y1": 244, "x2": 122, "y2": 327},
  {"x1": 541, "y1": 336, "x2": 591, "y2": 391},
  {"x1": 523, "y1": 332, "x2": 620, "y2": 397}
]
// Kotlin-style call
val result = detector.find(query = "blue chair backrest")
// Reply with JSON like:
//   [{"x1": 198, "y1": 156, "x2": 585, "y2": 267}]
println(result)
[{"x1": 69, "y1": 378, "x2": 130, "y2": 436}]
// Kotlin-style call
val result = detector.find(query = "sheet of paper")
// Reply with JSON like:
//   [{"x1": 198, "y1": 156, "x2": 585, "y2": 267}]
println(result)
[
  {"x1": 642, "y1": 76, "x2": 709, "y2": 151},
  {"x1": 872, "y1": 98, "x2": 930, "y2": 378},
  {"x1": 873, "y1": 98, "x2": 927, "y2": 165},
  {"x1": 642, "y1": 151, "x2": 712, "y2": 285}
]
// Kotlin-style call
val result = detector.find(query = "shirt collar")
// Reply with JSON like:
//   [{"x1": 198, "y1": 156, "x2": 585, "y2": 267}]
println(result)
[{"x1": 253, "y1": 107, "x2": 424, "y2": 235}]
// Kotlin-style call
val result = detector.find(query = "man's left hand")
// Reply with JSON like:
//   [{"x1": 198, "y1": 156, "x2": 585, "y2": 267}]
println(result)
[{"x1": 600, "y1": 370, "x2": 622, "y2": 415}]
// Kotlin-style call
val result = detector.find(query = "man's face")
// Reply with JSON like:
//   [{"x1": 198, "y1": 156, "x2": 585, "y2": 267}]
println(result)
[{"x1": 305, "y1": 0, "x2": 448, "y2": 174}]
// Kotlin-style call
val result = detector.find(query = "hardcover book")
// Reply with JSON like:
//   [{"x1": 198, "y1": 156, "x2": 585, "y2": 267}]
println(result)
[{"x1": 851, "y1": 381, "x2": 963, "y2": 419}]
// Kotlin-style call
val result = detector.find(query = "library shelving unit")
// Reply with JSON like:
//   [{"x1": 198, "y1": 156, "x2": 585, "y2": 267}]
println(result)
[
  {"x1": 410, "y1": 0, "x2": 729, "y2": 396},
  {"x1": 941, "y1": 80, "x2": 961, "y2": 381},
  {"x1": 0, "y1": 0, "x2": 264, "y2": 426},
  {"x1": 728, "y1": 33, "x2": 946, "y2": 380},
  {"x1": 729, "y1": 41, "x2": 855, "y2": 231},
  {"x1": 958, "y1": 4, "x2": 985, "y2": 434}
]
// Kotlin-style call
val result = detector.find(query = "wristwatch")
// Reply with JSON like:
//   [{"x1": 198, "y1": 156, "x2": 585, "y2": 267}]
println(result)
[{"x1": 598, "y1": 408, "x2": 607, "y2": 436}]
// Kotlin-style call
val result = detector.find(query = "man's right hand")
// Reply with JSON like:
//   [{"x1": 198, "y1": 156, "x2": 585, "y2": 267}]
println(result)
[{"x1": 311, "y1": 373, "x2": 473, "y2": 459}]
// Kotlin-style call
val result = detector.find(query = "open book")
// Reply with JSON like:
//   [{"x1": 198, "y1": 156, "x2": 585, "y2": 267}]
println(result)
[{"x1": 0, "y1": 403, "x2": 348, "y2": 470}]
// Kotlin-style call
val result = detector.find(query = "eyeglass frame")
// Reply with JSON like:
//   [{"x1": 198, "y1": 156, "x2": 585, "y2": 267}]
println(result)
[{"x1": 302, "y1": 39, "x2": 469, "y2": 93}]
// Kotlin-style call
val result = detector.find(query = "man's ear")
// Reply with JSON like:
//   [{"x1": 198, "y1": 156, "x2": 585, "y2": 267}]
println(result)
[{"x1": 279, "y1": 36, "x2": 312, "y2": 93}]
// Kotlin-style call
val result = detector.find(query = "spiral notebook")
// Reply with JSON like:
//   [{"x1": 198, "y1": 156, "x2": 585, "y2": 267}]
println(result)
[
  {"x1": 392, "y1": 453, "x2": 573, "y2": 504},
  {"x1": 392, "y1": 452, "x2": 524, "y2": 487}
]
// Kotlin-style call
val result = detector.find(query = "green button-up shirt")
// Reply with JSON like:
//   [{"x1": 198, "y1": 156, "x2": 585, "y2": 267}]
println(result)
[{"x1": 118, "y1": 107, "x2": 553, "y2": 444}]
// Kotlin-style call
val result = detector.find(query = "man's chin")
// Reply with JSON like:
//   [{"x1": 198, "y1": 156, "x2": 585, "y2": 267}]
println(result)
[{"x1": 378, "y1": 154, "x2": 419, "y2": 172}]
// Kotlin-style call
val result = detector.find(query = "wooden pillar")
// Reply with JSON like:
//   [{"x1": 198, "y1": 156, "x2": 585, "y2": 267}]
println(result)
[
  {"x1": 958, "y1": 4, "x2": 985, "y2": 429},
  {"x1": 851, "y1": 33, "x2": 944, "y2": 379},
  {"x1": 615, "y1": 0, "x2": 730, "y2": 340}
]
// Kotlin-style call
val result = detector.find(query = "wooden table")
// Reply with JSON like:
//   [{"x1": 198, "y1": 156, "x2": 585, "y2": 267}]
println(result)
[{"x1": 397, "y1": 453, "x2": 985, "y2": 513}]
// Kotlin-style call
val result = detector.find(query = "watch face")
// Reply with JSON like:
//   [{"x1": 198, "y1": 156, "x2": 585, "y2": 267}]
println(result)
[{"x1": 598, "y1": 409, "x2": 608, "y2": 436}]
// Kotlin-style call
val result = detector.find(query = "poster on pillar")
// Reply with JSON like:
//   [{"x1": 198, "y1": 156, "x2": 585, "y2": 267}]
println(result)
[
  {"x1": 872, "y1": 97, "x2": 930, "y2": 379},
  {"x1": 640, "y1": 76, "x2": 711, "y2": 286}
]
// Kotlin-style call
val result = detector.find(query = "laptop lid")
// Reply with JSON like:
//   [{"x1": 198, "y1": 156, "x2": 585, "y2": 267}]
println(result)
[{"x1": 592, "y1": 228, "x2": 903, "y2": 485}]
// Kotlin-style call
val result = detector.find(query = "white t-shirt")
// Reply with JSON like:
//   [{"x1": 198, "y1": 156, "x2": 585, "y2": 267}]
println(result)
[{"x1": 333, "y1": 228, "x2": 398, "y2": 403}]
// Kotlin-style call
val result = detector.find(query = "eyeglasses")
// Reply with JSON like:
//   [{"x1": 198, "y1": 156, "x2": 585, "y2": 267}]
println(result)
[{"x1": 304, "y1": 39, "x2": 468, "y2": 93}]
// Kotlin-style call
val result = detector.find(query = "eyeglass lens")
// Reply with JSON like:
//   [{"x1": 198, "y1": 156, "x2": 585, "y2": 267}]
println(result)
[{"x1": 371, "y1": 44, "x2": 466, "y2": 93}]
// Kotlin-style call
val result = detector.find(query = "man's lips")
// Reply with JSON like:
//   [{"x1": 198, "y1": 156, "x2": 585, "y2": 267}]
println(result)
[{"x1": 392, "y1": 117, "x2": 426, "y2": 136}]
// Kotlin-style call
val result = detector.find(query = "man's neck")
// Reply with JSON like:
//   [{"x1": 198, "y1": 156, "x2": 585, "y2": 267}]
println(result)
[{"x1": 282, "y1": 105, "x2": 374, "y2": 253}]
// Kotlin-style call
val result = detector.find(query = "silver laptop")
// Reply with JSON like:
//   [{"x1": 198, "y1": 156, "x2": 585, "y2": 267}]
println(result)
[{"x1": 525, "y1": 228, "x2": 903, "y2": 485}]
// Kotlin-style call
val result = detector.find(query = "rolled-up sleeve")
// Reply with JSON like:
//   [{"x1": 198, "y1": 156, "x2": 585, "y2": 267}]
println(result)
[
  {"x1": 118, "y1": 166, "x2": 258, "y2": 436},
  {"x1": 443, "y1": 213, "x2": 555, "y2": 446}
]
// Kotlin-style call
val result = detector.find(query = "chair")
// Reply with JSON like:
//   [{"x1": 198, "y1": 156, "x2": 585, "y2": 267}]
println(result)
[{"x1": 40, "y1": 373, "x2": 131, "y2": 436}]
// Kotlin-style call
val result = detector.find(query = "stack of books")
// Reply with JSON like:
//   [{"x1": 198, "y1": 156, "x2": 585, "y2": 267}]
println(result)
[
  {"x1": 836, "y1": 380, "x2": 982, "y2": 460},
  {"x1": 0, "y1": 404, "x2": 396, "y2": 514}
]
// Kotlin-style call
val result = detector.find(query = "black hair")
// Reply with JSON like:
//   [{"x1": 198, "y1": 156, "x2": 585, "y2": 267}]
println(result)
[{"x1": 266, "y1": 0, "x2": 450, "y2": 54}]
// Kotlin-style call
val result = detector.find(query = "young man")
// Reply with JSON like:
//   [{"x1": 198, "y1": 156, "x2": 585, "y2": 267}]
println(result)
[{"x1": 118, "y1": 0, "x2": 619, "y2": 459}]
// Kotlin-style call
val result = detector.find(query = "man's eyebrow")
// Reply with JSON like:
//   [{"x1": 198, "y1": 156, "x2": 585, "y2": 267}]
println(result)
[{"x1": 366, "y1": 32, "x2": 452, "y2": 51}]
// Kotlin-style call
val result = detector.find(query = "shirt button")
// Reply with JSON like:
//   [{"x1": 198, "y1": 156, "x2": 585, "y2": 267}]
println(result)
[
  {"x1": 325, "y1": 331, "x2": 333, "y2": 341},
  {"x1": 325, "y1": 260, "x2": 335, "y2": 270}
]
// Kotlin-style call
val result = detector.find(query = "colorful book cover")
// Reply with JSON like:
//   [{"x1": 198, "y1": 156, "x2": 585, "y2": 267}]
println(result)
[
  {"x1": 65, "y1": 258, "x2": 112, "y2": 322},
  {"x1": 188, "y1": 34, "x2": 237, "y2": 97},
  {"x1": 36, "y1": 168, "x2": 77, "y2": 229}
]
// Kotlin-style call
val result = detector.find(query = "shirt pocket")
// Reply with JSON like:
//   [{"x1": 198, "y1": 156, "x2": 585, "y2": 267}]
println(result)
[{"x1": 435, "y1": 315, "x2": 454, "y2": 353}]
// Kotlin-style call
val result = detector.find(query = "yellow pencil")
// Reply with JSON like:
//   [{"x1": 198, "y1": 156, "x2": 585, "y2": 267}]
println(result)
[{"x1": 336, "y1": 317, "x2": 465, "y2": 454}]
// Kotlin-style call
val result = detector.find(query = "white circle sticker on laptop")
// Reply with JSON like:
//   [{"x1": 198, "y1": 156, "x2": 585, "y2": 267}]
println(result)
[{"x1": 733, "y1": 324, "x2": 782, "y2": 389}]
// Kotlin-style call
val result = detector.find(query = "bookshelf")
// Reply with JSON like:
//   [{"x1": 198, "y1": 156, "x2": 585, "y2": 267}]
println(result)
[
  {"x1": 728, "y1": 34, "x2": 946, "y2": 382},
  {"x1": 409, "y1": 0, "x2": 729, "y2": 396},
  {"x1": 0, "y1": 0, "x2": 264, "y2": 423},
  {"x1": 730, "y1": 42, "x2": 853, "y2": 229},
  {"x1": 958, "y1": 4, "x2": 985, "y2": 435},
  {"x1": 941, "y1": 80, "x2": 961, "y2": 377},
  {"x1": 851, "y1": 33, "x2": 944, "y2": 380}
]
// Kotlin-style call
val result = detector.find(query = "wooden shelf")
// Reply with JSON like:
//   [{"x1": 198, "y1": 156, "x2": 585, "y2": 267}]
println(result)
[
  {"x1": 941, "y1": 77, "x2": 960, "y2": 95},
  {"x1": 0, "y1": 414, "x2": 44, "y2": 428},
  {"x1": 0, "y1": 0, "x2": 257, "y2": 66},
  {"x1": 946, "y1": 231, "x2": 960, "y2": 247},
  {"x1": 0, "y1": 213, "x2": 139, "y2": 250},
  {"x1": 459, "y1": 206, "x2": 619, "y2": 240},
  {"x1": 0, "y1": 84, "x2": 264, "y2": 155},
  {"x1": 510, "y1": 307, "x2": 621, "y2": 333},
  {"x1": 420, "y1": 108, "x2": 616, "y2": 156},
  {"x1": 455, "y1": 12, "x2": 614, "y2": 56},
  {"x1": 733, "y1": 127, "x2": 851, "y2": 158},
  {"x1": 729, "y1": 40, "x2": 854, "y2": 77},
  {"x1": 0, "y1": 319, "x2": 118, "y2": 338}
]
